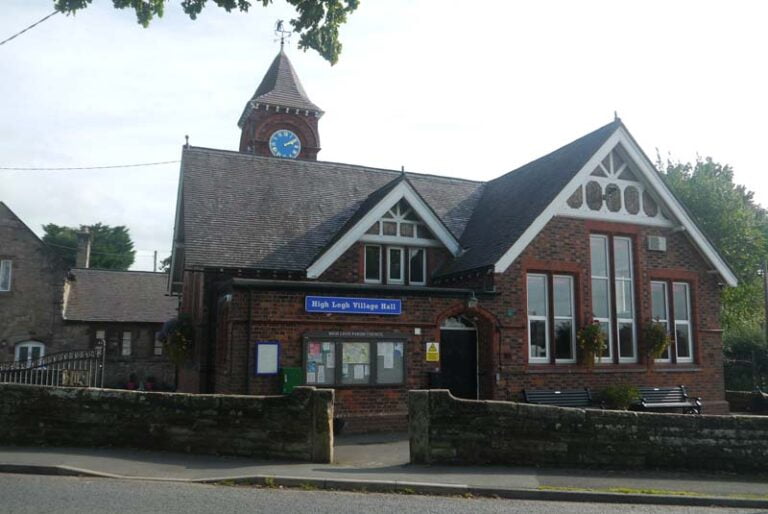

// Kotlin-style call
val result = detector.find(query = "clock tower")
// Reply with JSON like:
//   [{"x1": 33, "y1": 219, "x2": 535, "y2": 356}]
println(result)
[{"x1": 238, "y1": 49, "x2": 323, "y2": 160}]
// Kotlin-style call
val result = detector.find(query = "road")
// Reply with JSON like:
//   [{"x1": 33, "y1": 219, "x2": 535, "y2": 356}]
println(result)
[{"x1": 0, "y1": 474, "x2": 760, "y2": 514}]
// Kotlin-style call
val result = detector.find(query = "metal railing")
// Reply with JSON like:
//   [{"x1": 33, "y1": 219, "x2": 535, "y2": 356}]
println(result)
[{"x1": 0, "y1": 345, "x2": 105, "y2": 388}]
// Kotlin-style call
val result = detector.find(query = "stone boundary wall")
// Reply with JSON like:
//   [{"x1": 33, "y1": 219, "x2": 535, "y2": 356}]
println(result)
[
  {"x1": 726, "y1": 390, "x2": 768, "y2": 414},
  {"x1": 409, "y1": 389, "x2": 768, "y2": 472},
  {"x1": 0, "y1": 384, "x2": 333, "y2": 463}
]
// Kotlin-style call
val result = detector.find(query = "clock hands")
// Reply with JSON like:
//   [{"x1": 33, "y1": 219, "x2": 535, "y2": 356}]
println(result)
[{"x1": 283, "y1": 138, "x2": 298, "y2": 147}]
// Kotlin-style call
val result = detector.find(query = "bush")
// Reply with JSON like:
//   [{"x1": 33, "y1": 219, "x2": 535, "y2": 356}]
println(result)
[
  {"x1": 601, "y1": 384, "x2": 640, "y2": 410},
  {"x1": 643, "y1": 321, "x2": 671, "y2": 359},
  {"x1": 577, "y1": 322, "x2": 606, "y2": 366},
  {"x1": 723, "y1": 324, "x2": 768, "y2": 391}
]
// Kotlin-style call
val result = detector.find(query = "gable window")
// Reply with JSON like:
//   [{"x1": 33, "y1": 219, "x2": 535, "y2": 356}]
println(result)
[
  {"x1": 590, "y1": 234, "x2": 637, "y2": 363},
  {"x1": 652, "y1": 281, "x2": 694, "y2": 363},
  {"x1": 364, "y1": 245, "x2": 382, "y2": 283},
  {"x1": 388, "y1": 247, "x2": 404, "y2": 284},
  {"x1": 0, "y1": 260, "x2": 11, "y2": 292},
  {"x1": 15, "y1": 341, "x2": 45, "y2": 363},
  {"x1": 527, "y1": 273, "x2": 576, "y2": 364},
  {"x1": 121, "y1": 331, "x2": 132, "y2": 357},
  {"x1": 408, "y1": 248, "x2": 426, "y2": 285}
]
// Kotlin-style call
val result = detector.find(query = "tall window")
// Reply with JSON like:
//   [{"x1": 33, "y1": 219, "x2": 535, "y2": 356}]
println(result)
[
  {"x1": 527, "y1": 273, "x2": 575, "y2": 363},
  {"x1": 651, "y1": 281, "x2": 671, "y2": 362},
  {"x1": 364, "y1": 245, "x2": 382, "y2": 283},
  {"x1": 121, "y1": 331, "x2": 132, "y2": 356},
  {"x1": 651, "y1": 281, "x2": 694, "y2": 364},
  {"x1": 590, "y1": 234, "x2": 636, "y2": 363},
  {"x1": 0, "y1": 260, "x2": 11, "y2": 292},
  {"x1": 590, "y1": 235, "x2": 612, "y2": 361},
  {"x1": 527, "y1": 274, "x2": 549, "y2": 362},
  {"x1": 408, "y1": 248, "x2": 426, "y2": 285},
  {"x1": 388, "y1": 247, "x2": 404, "y2": 284},
  {"x1": 673, "y1": 282, "x2": 693, "y2": 363}
]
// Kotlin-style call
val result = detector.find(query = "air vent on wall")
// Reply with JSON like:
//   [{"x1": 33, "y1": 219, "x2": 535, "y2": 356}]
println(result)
[{"x1": 648, "y1": 235, "x2": 667, "y2": 252}]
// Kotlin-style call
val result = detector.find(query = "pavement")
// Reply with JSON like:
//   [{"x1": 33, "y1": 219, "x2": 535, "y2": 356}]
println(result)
[{"x1": 1, "y1": 433, "x2": 767, "y2": 509}]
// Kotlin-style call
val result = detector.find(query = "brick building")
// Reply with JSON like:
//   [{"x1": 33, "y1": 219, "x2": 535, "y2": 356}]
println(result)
[
  {"x1": 169, "y1": 50, "x2": 737, "y2": 431},
  {"x1": 0, "y1": 202, "x2": 177, "y2": 388}
]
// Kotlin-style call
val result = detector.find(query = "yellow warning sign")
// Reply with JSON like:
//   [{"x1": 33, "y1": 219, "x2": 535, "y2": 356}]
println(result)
[{"x1": 425, "y1": 342, "x2": 440, "y2": 362}]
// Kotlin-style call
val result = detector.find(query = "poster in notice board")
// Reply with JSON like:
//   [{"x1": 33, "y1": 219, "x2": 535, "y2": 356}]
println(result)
[{"x1": 254, "y1": 341, "x2": 279, "y2": 375}]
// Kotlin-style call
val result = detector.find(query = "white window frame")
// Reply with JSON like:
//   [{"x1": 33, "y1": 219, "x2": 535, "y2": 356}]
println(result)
[
  {"x1": 650, "y1": 281, "x2": 671, "y2": 363},
  {"x1": 0, "y1": 259, "x2": 11, "y2": 292},
  {"x1": 590, "y1": 235, "x2": 613, "y2": 362},
  {"x1": 527, "y1": 273, "x2": 550, "y2": 363},
  {"x1": 613, "y1": 237, "x2": 637, "y2": 363},
  {"x1": 121, "y1": 331, "x2": 132, "y2": 357},
  {"x1": 363, "y1": 244, "x2": 382, "y2": 284},
  {"x1": 154, "y1": 334, "x2": 164, "y2": 356},
  {"x1": 15, "y1": 341, "x2": 45, "y2": 363},
  {"x1": 553, "y1": 274, "x2": 577, "y2": 364},
  {"x1": 387, "y1": 246, "x2": 405, "y2": 285},
  {"x1": 673, "y1": 282, "x2": 694, "y2": 363},
  {"x1": 408, "y1": 247, "x2": 427, "y2": 286}
]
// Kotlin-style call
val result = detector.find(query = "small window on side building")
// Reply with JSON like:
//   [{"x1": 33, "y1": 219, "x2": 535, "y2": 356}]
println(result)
[
  {"x1": 122, "y1": 331, "x2": 132, "y2": 356},
  {"x1": 0, "y1": 260, "x2": 12, "y2": 292}
]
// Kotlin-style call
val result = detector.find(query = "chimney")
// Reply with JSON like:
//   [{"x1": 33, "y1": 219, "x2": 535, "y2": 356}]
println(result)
[{"x1": 75, "y1": 228, "x2": 92, "y2": 268}]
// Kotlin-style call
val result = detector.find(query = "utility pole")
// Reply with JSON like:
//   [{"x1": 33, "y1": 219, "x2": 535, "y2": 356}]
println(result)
[{"x1": 153, "y1": 250, "x2": 158, "y2": 272}]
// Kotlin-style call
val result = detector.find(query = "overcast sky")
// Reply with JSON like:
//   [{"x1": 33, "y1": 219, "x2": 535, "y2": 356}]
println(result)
[{"x1": 2, "y1": 1, "x2": 767, "y2": 271}]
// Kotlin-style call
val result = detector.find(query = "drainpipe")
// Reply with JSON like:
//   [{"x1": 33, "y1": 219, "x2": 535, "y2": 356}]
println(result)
[{"x1": 245, "y1": 289, "x2": 252, "y2": 395}]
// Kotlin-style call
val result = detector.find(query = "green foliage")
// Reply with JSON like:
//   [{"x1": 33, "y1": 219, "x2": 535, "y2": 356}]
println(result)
[
  {"x1": 52, "y1": 0, "x2": 359, "y2": 64},
  {"x1": 42, "y1": 223, "x2": 135, "y2": 270},
  {"x1": 659, "y1": 156, "x2": 768, "y2": 330},
  {"x1": 159, "y1": 314, "x2": 195, "y2": 365},
  {"x1": 159, "y1": 255, "x2": 172, "y2": 273},
  {"x1": 643, "y1": 321, "x2": 671, "y2": 359},
  {"x1": 601, "y1": 383, "x2": 639, "y2": 410},
  {"x1": 577, "y1": 322, "x2": 606, "y2": 365},
  {"x1": 723, "y1": 324, "x2": 768, "y2": 390}
]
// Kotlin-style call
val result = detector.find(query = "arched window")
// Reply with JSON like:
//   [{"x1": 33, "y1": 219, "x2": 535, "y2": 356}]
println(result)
[{"x1": 15, "y1": 341, "x2": 45, "y2": 363}]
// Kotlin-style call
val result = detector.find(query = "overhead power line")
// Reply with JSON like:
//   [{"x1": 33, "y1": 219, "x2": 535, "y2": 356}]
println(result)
[
  {"x1": 0, "y1": 11, "x2": 58, "y2": 47},
  {"x1": 0, "y1": 160, "x2": 180, "y2": 171}
]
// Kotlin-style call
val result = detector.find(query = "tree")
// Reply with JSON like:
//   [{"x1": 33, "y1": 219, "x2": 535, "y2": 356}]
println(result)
[
  {"x1": 52, "y1": 0, "x2": 359, "y2": 65},
  {"x1": 659, "y1": 157, "x2": 768, "y2": 330},
  {"x1": 43, "y1": 223, "x2": 136, "y2": 270},
  {"x1": 159, "y1": 255, "x2": 172, "y2": 272}
]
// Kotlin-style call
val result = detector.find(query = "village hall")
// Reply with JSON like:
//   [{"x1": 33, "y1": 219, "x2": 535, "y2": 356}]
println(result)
[{"x1": 168, "y1": 48, "x2": 736, "y2": 432}]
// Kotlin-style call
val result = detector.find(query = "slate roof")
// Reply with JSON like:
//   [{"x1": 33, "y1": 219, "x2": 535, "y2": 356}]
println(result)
[
  {"x1": 238, "y1": 50, "x2": 322, "y2": 127},
  {"x1": 178, "y1": 149, "x2": 484, "y2": 271},
  {"x1": 441, "y1": 120, "x2": 621, "y2": 274},
  {"x1": 63, "y1": 269, "x2": 178, "y2": 323}
]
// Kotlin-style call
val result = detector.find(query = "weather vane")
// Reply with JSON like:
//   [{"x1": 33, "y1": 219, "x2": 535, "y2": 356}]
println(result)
[{"x1": 275, "y1": 20, "x2": 292, "y2": 49}]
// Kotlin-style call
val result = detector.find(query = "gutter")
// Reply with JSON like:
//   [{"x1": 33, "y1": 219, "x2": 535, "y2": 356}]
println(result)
[{"x1": 228, "y1": 278, "x2": 488, "y2": 298}]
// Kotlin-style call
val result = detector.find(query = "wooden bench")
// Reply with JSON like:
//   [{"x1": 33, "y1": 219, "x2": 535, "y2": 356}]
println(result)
[
  {"x1": 523, "y1": 388, "x2": 596, "y2": 408},
  {"x1": 634, "y1": 385, "x2": 702, "y2": 414}
]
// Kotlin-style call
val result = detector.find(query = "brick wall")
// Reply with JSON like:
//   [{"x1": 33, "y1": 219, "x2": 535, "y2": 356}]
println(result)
[
  {"x1": 188, "y1": 214, "x2": 729, "y2": 426},
  {"x1": 410, "y1": 390, "x2": 768, "y2": 472},
  {"x1": 0, "y1": 384, "x2": 334, "y2": 463}
]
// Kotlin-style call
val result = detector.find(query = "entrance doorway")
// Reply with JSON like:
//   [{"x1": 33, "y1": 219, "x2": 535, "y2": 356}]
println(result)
[{"x1": 439, "y1": 316, "x2": 478, "y2": 400}]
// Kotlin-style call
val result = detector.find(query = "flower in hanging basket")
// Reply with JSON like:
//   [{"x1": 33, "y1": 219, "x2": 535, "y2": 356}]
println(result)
[
  {"x1": 577, "y1": 321, "x2": 606, "y2": 366},
  {"x1": 643, "y1": 320, "x2": 671, "y2": 360},
  {"x1": 157, "y1": 314, "x2": 195, "y2": 366}
]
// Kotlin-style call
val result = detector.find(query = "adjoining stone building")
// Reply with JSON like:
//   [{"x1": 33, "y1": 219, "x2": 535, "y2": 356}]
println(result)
[
  {"x1": 62, "y1": 268, "x2": 178, "y2": 389},
  {"x1": 169, "y1": 50, "x2": 737, "y2": 432},
  {"x1": 0, "y1": 202, "x2": 177, "y2": 388},
  {"x1": 0, "y1": 202, "x2": 70, "y2": 362}
]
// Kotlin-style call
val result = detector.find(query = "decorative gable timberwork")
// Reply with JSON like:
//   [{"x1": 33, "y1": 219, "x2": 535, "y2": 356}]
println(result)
[{"x1": 559, "y1": 144, "x2": 673, "y2": 227}]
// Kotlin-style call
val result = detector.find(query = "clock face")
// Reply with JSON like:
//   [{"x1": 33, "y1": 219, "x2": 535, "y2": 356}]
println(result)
[{"x1": 269, "y1": 129, "x2": 301, "y2": 159}]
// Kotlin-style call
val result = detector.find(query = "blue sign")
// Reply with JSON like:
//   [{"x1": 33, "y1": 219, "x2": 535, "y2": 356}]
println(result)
[{"x1": 305, "y1": 295, "x2": 402, "y2": 315}]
